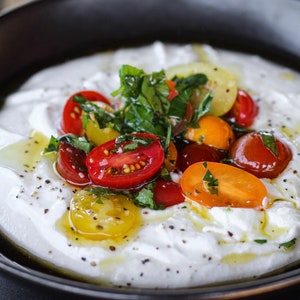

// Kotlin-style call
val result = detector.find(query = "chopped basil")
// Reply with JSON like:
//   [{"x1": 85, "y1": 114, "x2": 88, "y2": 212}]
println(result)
[
  {"x1": 202, "y1": 162, "x2": 218, "y2": 195},
  {"x1": 280, "y1": 238, "x2": 296, "y2": 250},
  {"x1": 168, "y1": 73, "x2": 208, "y2": 121},
  {"x1": 44, "y1": 134, "x2": 92, "y2": 154},
  {"x1": 259, "y1": 131, "x2": 278, "y2": 156},
  {"x1": 254, "y1": 239, "x2": 268, "y2": 244},
  {"x1": 189, "y1": 92, "x2": 213, "y2": 128},
  {"x1": 73, "y1": 94, "x2": 122, "y2": 132},
  {"x1": 44, "y1": 135, "x2": 60, "y2": 153},
  {"x1": 133, "y1": 183, "x2": 164, "y2": 210}
]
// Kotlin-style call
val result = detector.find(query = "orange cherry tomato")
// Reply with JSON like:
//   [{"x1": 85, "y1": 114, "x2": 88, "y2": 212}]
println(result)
[
  {"x1": 185, "y1": 115, "x2": 235, "y2": 150},
  {"x1": 180, "y1": 161, "x2": 269, "y2": 209}
]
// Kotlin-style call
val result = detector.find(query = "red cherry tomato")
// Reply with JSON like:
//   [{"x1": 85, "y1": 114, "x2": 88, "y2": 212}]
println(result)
[
  {"x1": 154, "y1": 178, "x2": 185, "y2": 207},
  {"x1": 177, "y1": 143, "x2": 225, "y2": 172},
  {"x1": 86, "y1": 133, "x2": 164, "y2": 189},
  {"x1": 229, "y1": 132, "x2": 292, "y2": 178},
  {"x1": 56, "y1": 141, "x2": 91, "y2": 186},
  {"x1": 229, "y1": 89, "x2": 258, "y2": 127},
  {"x1": 60, "y1": 90, "x2": 111, "y2": 135}
]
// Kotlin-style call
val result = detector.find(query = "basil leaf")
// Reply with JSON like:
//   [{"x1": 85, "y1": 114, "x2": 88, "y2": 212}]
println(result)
[
  {"x1": 280, "y1": 238, "x2": 296, "y2": 250},
  {"x1": 259, "y1": 131, "x2": 278, "y2": 156},
  {"x1": 111, "y1": 65, "x2": 145, "y2": 98},
  {"x1": 202, "y1": 162, "x2": 218, "y2": 195},
  {"x1": 254, "y1": 239, "x2": 268, "y2": 244},
  {"x1": 73, "y1": 94, "x2": 121, "y2": 131},
  {"x1": 44, "y1": 135, "x2": 60, "y2": 153},
  {"x1": 133, "y1": 183, "x2": 164, "y2": 210},
  {"x1": 168, "y1": 73, "x2": 208, "y2": 120},
  {"x1": 189, "y1": 92, "x2": 213, "y2": 127},
  {"x1": 113, "y1": 65, "x2": 170, "y2": 136}
]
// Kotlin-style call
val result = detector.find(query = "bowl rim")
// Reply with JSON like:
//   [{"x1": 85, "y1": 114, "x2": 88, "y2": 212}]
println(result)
[{"x1": 1, "y1": 0, "x2": 300, "y2": 298}]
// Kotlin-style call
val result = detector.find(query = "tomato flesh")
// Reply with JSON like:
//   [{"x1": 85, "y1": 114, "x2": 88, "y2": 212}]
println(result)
[
  {"x1": 228, "y1": 89, "x2": 258, "y2": 127},
  {"x1": 177, "y1": 143, "x2": 225, "y2": 172},
  {"x1": 229, "y1": 132, "x2": 292, "y2": 178},
  {"x1": 60, "y1": 90, "x2": 111, "y2": 135},
  {"x1": 56, "y1": 142, "x2": 91, "y2": 186},
  {"x1": 154, "y1": 179, "x2": 185, "y2": 207},
  {"x1": 69, "y1": 190, "x2": 140, "y2": 240},
  {"x1": 86, "y1": 133, "x2": 164, "y2": 189},
  {"x1": 180, "y1": 161, "x2": 268, "y2": 209}
]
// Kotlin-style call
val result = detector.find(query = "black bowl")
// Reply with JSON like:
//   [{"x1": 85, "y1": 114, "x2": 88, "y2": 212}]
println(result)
[{"x1": 1, "y1": 0, "x2": 300, "y2": 299}]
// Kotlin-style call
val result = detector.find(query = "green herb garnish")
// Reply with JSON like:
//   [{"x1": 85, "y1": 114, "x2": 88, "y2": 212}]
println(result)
[{"x1": 260, "y1": 131, "x2": 278, "y2": 156}]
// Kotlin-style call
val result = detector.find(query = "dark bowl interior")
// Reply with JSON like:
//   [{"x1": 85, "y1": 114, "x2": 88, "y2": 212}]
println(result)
[{"x1": 1, "y1": 0, "x2": 300, "y2": 299}]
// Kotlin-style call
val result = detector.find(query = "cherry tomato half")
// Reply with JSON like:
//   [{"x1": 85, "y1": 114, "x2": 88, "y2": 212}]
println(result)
[
  {"x1": 228, "y1": 89, "x2": 258, "y2": 127},
  {"x1": 60, "y1": 90, "x2": 111, "y2": 135},
  {"x1": 56, "y1": 141, "x2": 91, "y2": 186},
  {"x1": 229, "y1": 132, "x2": 292, "y2": 178},
  {"x1": 177, "y1": 143, "x2": 225, "y2": 172},
  {"x1": 180, "y1": 161, "x2": 268, "y2": 209},
  {"x1": 154, "y1": 179, "x2": 185, "y2": 207},
  {"x1": 86, "y1": 133, "x2": 164, "y2": 189}
]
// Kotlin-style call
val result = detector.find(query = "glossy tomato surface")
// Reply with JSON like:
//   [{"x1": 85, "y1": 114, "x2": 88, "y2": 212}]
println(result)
[
  {"x1": 56, "y1": 141, "x2": 91, "y2": 186},
  {"x1": 228, "y1": 89, "x2": 258, "y2": 127},
  {"x1": 86, "y1": 133, "x2": 164, "y2": 189},
  {"x1": 153, "y1": 178, "x2": 185, "y2": 207},
  {"x1": 229, "y1": 132, "x2": 292, "y2": 178},
  {"x1": 177, "y1": 143, "x2": 225, "y2": 172}
]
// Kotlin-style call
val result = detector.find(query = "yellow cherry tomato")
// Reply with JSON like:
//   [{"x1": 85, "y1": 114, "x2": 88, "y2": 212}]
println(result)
[
  {"x1": 69, "y1": 190, "x2": 140, "y2": 240},
  {"x1": 85, "y1": 118, "x2": 119, "y2": 146},
  {"x1": 166, "y1": 62, "x2": 238, "y2": 116}
]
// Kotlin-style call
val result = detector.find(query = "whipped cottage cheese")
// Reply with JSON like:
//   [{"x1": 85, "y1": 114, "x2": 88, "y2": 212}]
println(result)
[{"x1": 1, "y1": 42, "x2": 300, "y2": 288}]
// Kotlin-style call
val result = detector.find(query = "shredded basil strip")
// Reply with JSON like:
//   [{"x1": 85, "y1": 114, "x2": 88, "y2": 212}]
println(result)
[
  {"x1": 280, "y1": 238, "x2": 296, "y2": 250},
  {"x1": 254, "y1": 239, "x2": 268, "y2": 244},
  {"x1": 202, "y1": 162, "x2": 218, "y2": 195},
  {"x1": 189, "y1": 92, "x2": 213, "y2": 128},
  {"x1": 44, "y1": 134, "x2": 92, "y2": 154},
  {"x1": 133, "y1": 182, "x2": 164, "y2": 210},
  {"x1": 259, "y1": 131, "x2": 278, "y2": 156},
  {"x1": 73, "y1": 94, "x2": 122, "y2": 131}
]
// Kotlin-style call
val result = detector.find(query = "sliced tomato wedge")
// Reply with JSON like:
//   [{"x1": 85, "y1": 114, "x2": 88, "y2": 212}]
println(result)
[
  {"x1": 60, "y1": 90, "x2": 111, "y2": 135},
  {"x1": 56, "y1": 141, "x2": 91, "y2": 187},
  {"x1": 154, "y1": 178, "x2": 185, "y2": 207},
  {"x1": 86, "y1": 133, "x2": 164, "y2": 189}
]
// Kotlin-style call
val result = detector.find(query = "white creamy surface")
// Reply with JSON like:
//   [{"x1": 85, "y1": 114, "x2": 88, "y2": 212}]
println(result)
[{"x1": 1, "y1": 42, "x2": 300, "y2": 288}]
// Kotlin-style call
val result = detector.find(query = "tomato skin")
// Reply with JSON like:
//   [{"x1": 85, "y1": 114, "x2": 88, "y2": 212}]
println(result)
[
  {"x1": 229, "y1": 132, "x2": 292, "y2": 178},
  {"x1": 180, "y1": 161, "x2": 268, "y2": 209},
  {"x1": 177, "y1": 143, "x2": 225, "y2": 172},
  {"x1": 154, "y1": 179, "x2": 185, "y2": 207},
  {"x1": 60, "y1": 90, "x2": 111, "y2": 135},
  {"x1": 86, "y1": 133, "x2": 164, "y2": 189},
  {"x1": 56, "y1": 142, "x2": 91, "y2": 186},
  {"x1": 228, "y1": 89, "x2": 258, "y2": 127}
]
